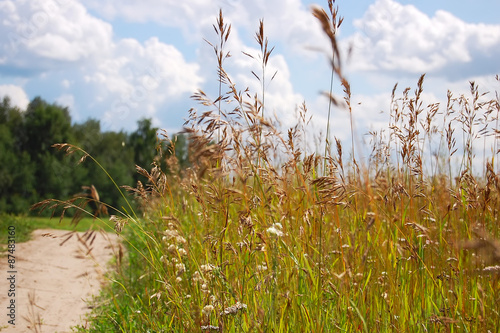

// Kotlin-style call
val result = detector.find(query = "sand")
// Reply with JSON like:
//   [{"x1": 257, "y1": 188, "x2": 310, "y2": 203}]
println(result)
[{"x1": 1, "y1": 228, "x2": 121, "y2": 333}]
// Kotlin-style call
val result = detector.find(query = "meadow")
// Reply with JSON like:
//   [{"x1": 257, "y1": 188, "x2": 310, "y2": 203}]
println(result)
[{"x1": 30, "y1": 3, "x2": 500, "y2": 332}]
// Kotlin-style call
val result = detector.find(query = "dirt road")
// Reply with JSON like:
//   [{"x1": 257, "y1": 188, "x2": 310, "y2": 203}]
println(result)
[{"x1": 1, "y1": 228, "x2": 121, "y2": 333}]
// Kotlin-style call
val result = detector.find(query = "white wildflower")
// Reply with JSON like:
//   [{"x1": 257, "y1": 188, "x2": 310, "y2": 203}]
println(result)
[
  {"x1": 200, "y1": 264, "x2": 215, "y2": 274},
  {"x1": 202, "y1": 305, "x2": 214, "y2": 317},
  {"x1": 192, "y1": 271, "x2": 203, "y2": 283},
  {"x1": 256, "y1": 263, "x2": 268, "y2": 272},
  {"x1": 163, "y1": 229, "x2": 187, "y2": 244},
  {"x1": 167, "y1": 244, "x2": 176, "y2": 253},
  {"x1": 220, "y1": 302, "x2": 247, "y2": 316},
  {"x1": 483, "y1": 265, "x2": 500, "y2": 273},
  {"x1": 176, "y1": 235, "x2": 187, "y2": 244},
  {"x1": 176, "y1": 263, "x2": 186, "y2": 275},
  {"x1": 201, "y1": 325, "x2": 220, "y2": 331},
  {"x1": 201, "y1": 283, "x2": 210, "y2": 294},
  {"x1": 267, "y1": 223, "x2": 284, "y2": 237}
]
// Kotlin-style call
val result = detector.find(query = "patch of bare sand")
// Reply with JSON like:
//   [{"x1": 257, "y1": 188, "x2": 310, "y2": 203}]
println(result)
[{"x1": 0, "y1": 229, "x2": 121, "y2": 333}]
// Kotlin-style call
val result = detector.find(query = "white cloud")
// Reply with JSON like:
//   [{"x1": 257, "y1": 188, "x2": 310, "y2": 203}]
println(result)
[
  {"x1": 349, "y1": 0, "x2": 500, "y2": 79},
  {"x1": 85, "y1": 0, "x2": 221, "y2": 42},
  {"x1": 61, "y1": 79, "x2": 71, "y2": 89},
  {"x1": 95, "y1": 37, "x2": 203, "y2": 131},
  {"x1": 0, "y1": 84, "x2": 29, "y2": 110},
  {"x1": 0, "y1": 0, "x2": 113, "y2": 69},
  {"x1": 85, "y1": 0, "x2": 327, "y2": 57},
  {"x1": 0, "y1": 0, "x2": 329, "y2": 133},
  {"x1": 0, "y1": 0, "x2": 204, "y2": 131},
  {"x1": 55, "y1": 93, "x2": 74, "y2": 107}
]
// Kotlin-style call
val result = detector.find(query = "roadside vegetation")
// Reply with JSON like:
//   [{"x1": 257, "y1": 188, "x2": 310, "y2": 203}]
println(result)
[
  {"x1": 22, "y1": 2, "x2": 500, "y2": 332},
  {"x1": 0, "y1": 215, "x2": 112, "y2": 248}
]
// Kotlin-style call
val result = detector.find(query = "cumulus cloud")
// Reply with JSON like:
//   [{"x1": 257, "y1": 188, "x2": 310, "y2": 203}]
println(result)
[
  {"x1": 84, "y1": 0, "x2": 223, "y2": 42},
  {"x1": 0, "y1": 84, "x2": 30, "y2": 110},
  {"x1": 0, "y1": 0, "x2": 327, "y2": 133},
  {"x1": 0, "y1": 0, "x2": 205, "y2": 131},
  {"x1": 0, "y1": 0, "x2": 113, "y2": 72},
  {"x1": 95, "y1": 37, "x2": 203, "y2": 131},
  {"x1": 55, "y1": 93, "x2": 77, "y2": 118},
  {"x1": 349, "y1": 0, "x2": 500, "y2": 80},
  {"x1": 84, "y1": 0, "x2": 326, "y2": 57}
]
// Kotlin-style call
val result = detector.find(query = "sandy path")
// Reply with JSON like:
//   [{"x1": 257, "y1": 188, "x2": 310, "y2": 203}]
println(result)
[{"x1": 0, "y1": 229, "x2": 121, "y2": 333}]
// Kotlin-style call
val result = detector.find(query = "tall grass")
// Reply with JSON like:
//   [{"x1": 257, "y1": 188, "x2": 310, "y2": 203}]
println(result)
[{"x1": 35, "y1": 3, "x2": 500, "y2": 332}]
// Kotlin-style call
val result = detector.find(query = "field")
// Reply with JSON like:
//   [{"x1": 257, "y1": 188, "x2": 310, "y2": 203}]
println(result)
[{"x1": 27, "y1": 5, "x2": 500, "y2": 333}]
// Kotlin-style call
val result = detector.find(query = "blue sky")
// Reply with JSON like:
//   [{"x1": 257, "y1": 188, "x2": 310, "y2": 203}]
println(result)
[{"x1": 1, "y1": 0, "x2": 499, "y2": 147}]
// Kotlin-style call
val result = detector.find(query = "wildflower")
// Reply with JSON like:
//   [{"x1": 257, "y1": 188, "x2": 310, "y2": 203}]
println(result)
[
  {"x1": 192, "y1": 271, "x2": 203, "y2": 283},
  {"x1": 221, "y1": 302, "x2": 247, "y2": 316},
  {"x1": 176, "y1": 263, "x2": 186, "y2": 275},
  {"x1": 200, "y1": 264, "x2": 215, "y2": 274},
  {"x1": 267, "y1": 223, "x2": 284, "y2": 237},
  {"x1": 201, "y1": 283, "x2": 210, "y2": 294},
  {"x1": 483, "y1": 265, "x2": 500, "y2": 273},
  {"x1": 202, "y1": 305, "x2": 214, "y2": 317},
  {"x1": 201, "y1": 325, "x2": 220, "y2": 331},
  {"x1": 176, "y1": 235, "x2": 187, "y2": 244},
  {"x1": 256, "y1": 263, "x2": 267, "y2": 272},
  {"x1": 176, "y1": 277, "x2": 182, "y2": 283},
  {"x1": 167, "y1": 244, "x2": 176, "y2": 253},
  {"x1": 255, "y1": 244, "x2": 266, "y2": 252},
  {"x1": 178, "y1": 248, "x2": 187, "y2": 256},
  {"x1": 163, "y1": 229, "x2": 187, "y2": 244}
]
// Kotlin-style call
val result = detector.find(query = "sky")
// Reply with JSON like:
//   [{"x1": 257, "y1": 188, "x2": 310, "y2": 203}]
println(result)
[{"x1": 1, "y1": 0, "x2": 499, "y2": 149}]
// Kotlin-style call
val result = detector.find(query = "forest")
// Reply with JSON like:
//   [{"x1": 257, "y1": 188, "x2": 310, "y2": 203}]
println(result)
[{"x1": 0, "y1": 95, "x2": 188, "y2": 215}]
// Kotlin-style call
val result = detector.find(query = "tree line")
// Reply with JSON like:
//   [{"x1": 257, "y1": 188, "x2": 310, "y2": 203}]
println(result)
[{"x1": 0, "y1": 96, "x2": 188, "y2": 216}]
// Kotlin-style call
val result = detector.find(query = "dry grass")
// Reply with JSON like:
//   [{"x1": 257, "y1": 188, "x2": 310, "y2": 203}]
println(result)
[{"x1": 35, "y1": 3, "x2": 500, "y2": 332}]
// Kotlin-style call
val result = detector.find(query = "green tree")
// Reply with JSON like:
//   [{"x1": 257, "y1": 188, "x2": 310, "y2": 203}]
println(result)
[
  {"x1": 128, "y1": 118, "x2": 159, "y2": 184},
  {"x1": 73, "y1": 119, "x2": 136, "y2": 215},
  {"x1": 0, "y1": 97, "x2": 36, "y2": 213},
  {"x1": 23, "y1": 97, "x2": 76, "y2": 210}
]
